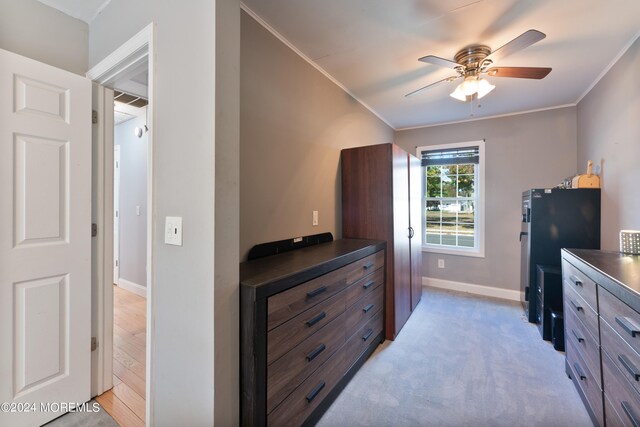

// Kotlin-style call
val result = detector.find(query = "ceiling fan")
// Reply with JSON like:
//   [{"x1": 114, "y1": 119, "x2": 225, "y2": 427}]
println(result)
[{"x1": 406, "y1": 29, "x2": 551, "y2": 101}]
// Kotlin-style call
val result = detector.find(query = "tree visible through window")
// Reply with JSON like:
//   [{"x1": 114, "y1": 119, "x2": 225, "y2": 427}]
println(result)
[
  {"x1": 426, "y1": 164, "x2": 475, "y2": 247},
  {"x1": 418, "y1": 142, "x2": 483, "y2": 255}
]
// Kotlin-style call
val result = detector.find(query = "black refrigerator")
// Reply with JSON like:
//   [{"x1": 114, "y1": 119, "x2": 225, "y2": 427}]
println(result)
[{"x1": 520, "y1": 188, "x2": 600, "y2": 323}]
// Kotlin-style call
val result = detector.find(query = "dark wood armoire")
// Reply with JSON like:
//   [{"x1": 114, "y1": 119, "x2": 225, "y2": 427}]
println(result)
[{"x1": 341, "y1": 143, "x2": 423, "y2": 340}]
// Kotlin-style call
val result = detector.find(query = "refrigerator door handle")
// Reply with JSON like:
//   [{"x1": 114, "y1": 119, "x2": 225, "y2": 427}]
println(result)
[{"x1": 519, "y1": 231, "x2": 528, "y2": 242}]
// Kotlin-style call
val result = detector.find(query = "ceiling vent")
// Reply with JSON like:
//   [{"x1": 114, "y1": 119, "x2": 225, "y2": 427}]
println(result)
[{"x1": 114, "y1": 91, "x2": 148, "y2": 125}]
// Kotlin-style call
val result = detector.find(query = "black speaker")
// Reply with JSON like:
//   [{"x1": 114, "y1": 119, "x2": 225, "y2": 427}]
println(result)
[{"x1": 551, "y1": 310, "x2": 565, "y2": 351}]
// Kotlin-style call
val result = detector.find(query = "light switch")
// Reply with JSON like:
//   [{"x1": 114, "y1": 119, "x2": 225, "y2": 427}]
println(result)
[
  {"x1": 312, "y1": 210, "x2": 319, "y2": 226},
  {"x1": 165, "y1": 216, "x2": 183, "y2": 246}
]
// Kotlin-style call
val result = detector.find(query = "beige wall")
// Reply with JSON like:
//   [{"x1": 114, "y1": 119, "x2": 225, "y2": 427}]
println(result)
[
  {"x1": 577, "y1": 37, "x2": 640, "y2": 251},
  {"x1": 240, "y1": 11, "x2": 394, "y2": 260},
  {"x1": 0, "y1": 0, "x2": 88, "y2": 75},
  {"x1": 395, "y1": 107, "x2": 578, "y2": 291}
]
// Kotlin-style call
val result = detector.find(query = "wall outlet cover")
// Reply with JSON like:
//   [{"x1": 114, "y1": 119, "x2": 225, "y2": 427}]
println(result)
[{"x1": 165, "y1": 216, "x2": 183, "y2": 246}]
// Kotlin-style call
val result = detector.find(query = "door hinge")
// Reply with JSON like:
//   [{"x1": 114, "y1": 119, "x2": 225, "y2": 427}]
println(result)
[
  {"x1": 92, "y1": 223, "x2": 98, "y2": 237},
  {"x1": 91, "y1": 337, "x2": 98, "y2": 351},
  {"x1": 115, "y1": 259, "x2": 119, "y2": 267},
  {"x1": 92, "y1": 110, "x2": 98, "y2": 124}
]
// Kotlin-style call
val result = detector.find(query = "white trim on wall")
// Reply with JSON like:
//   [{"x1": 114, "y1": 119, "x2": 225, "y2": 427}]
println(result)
[
  {"x1": 117, "y1": 278, "x2": 147, "y2": 298},
  {"x1": 239, "y1": 1, "x2": 394, "y2": 130},
  {"x1": 86, "y1": 22, "x2": 155, "y2": 425},
  {"x1": 422, "y1": 276, "x2": 520, "y2": 302},
  {"x1": 576, "y1": 30, "x2": 640, "y2": 104}
]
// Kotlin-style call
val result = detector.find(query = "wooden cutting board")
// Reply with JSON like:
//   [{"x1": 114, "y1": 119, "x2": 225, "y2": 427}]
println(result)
[{"x1": 572, "y1": 160, "x2": 600, "y2": 188}]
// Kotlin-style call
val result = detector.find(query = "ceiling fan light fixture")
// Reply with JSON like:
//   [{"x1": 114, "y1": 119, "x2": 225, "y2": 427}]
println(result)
[
  {"x1": 476, "y1": 78, "x2": 495, "y2": 99},
  {"x1": 449, "y1": 85, "x2": 467, "y2": 101},
  {"x1": 460, "y1": 76, "x2": 479, "y2": 96}
]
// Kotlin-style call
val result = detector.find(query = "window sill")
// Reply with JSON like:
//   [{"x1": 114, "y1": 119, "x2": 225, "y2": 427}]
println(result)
[{"x1": 422, "y1": 245, "x2": 485, "y2": 258}]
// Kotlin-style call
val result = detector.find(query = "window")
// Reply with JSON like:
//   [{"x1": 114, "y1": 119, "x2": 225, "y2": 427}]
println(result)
[{"x1": 416, "y1": 140, "x2": 485, "y2": 257}]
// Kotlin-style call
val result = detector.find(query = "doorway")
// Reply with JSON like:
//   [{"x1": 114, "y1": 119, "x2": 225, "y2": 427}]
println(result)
[
  {"x1": 86, "y1": 23, "x2": 155, "y2": 427},
  {"x1": 98, "y1": 89, "x2": 149, "y2": 425}
]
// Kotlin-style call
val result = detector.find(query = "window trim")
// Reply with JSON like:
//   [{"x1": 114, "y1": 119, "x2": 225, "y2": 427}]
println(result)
[{"x1": 416, "y1": 140, "x2": 485, "y2": 258}]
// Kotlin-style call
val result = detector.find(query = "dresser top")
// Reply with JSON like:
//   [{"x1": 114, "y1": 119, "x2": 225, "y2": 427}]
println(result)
[
  {"x1": 240, "y1": 239, "x2": 386, "y2": 299},
  {"x1": 562, "y1": 248, "x2": 640, "y2": 310}
]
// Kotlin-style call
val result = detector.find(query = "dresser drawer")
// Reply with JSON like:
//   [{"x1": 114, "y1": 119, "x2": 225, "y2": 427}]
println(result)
[
  {"x1": 345, "y1": 267, "x2": 383, "y2": 309},
  {"x1": 565, "y1": 283, "x2": 599, "y2": 341},
  {"x1": 345, "y1": 285, "x2": 383, "y2": 339},
  {"x1": 345, "y1": 251, "x2": 385, "y2": 286},
  {"x1": 268, "y1": 290, "x2": 346, "y2": 363},
  {"x1": 601, "y1": 316, "x2": 640, "y2": 398},
  {"x1": 603, "y1": 350, "x2": 640, "y2": 427},
  {"x1": 268, "y1": 265, "x2": 349, "y2": 331},
  {"x1": 563, "y1": 259, "x2": 598, "y2": 313},
  {"x1": 567, "y1": 338, "x2": 603, "y2": 426},
  {"x1": 268, "y1": 348, "x2": 346, "y2": 427},
  {"x1": 565, "y1": 300, "x2": 601, "y2": 387},
  {"x1": 606, "y1": 393, "x2": 626, "y2": 427},
  {"x1": 600, "y1": 286, "x2": 640, "y2": 358},
  {"x1": 345, "y1": 309, "x2": 383, "y2": 371},
  {"x1": 267, "y1": 312, "x2": 346, "y2": 414}
]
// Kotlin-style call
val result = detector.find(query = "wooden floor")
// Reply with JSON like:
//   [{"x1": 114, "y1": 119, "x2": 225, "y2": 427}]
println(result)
[{"x1": 96, "y1": 285, "x2": 146, "y2": 427}]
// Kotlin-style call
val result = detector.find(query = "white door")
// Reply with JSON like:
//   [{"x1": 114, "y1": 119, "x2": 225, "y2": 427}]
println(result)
[
  {"x1": 113, "y1": 145, "x2": 120, "y2": 285},
  {"x1": 0, "y1": 49, "x2": 92, "y2": 426}
]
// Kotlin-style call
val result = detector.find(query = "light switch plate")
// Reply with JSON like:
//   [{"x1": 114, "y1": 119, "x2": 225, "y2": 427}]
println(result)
[
  {"x1": 165, "y1": 216, "x2": 183, "y2": 246},
  {"x1": 312, "y1": 210, "x2": 319, "y2": 226}
]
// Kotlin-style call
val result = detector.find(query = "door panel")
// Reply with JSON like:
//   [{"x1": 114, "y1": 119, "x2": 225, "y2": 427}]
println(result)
[
  {"x1": 391, "y1": 146, "x2": 411, "y2": 337},
  {"x1": 0, "y1": 48, "x2": 91, "y2": 427},
  {"x1": 409, "y1": 154, "x2": 423, "y2": 310}
]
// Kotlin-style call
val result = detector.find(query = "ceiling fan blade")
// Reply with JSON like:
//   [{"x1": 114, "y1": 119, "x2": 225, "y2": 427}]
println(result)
[
  {"x1": 486, "y1": 67, "x2": 551, "y2": 79},
  {"x1": 405, "y1": 75, "x2": 459, "y2": 98},
  {"x1": 418, "y1": 55, "x2": 460, "y2": 70},
  {"x1": 485, "y1": 29, "x2": 546, "y2": 63}
]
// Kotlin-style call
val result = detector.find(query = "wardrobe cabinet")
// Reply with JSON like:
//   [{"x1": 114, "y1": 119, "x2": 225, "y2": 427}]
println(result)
[{"x1": 341, "y1": 143, "x2": 423, "y2": 340}]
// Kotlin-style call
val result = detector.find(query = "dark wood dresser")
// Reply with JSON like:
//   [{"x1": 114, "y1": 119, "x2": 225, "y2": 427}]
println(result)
[
  {"x1": 240, "y1": 239, "x2": 386, "y2": 426},
  {"x1": 562, "y1": 248, "x2": 640, "y2": 427}
]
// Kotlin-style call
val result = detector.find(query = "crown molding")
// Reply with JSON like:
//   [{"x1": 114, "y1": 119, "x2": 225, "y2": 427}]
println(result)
[{"x1": 240, "y1": 2, "x2": 395, "y2": 130}]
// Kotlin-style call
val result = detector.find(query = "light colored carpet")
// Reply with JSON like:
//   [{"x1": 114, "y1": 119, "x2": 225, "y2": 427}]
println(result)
[
  {"x1": 44, "y1": 401, "x2": 117, "y2": 427},
  {"x1": 317, "y1": 287, "x2": 593, "y2": 427}
]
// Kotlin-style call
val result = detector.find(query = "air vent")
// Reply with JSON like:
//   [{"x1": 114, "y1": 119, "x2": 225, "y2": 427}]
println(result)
[{"x1": 114, "y1": 91, "x2": 148, "y2": 108}]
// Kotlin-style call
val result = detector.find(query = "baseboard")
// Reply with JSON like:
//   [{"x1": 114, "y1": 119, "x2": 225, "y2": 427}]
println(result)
[
  {"x1": 117, "y1": 278, "x2": 147, "y2": 297},
  {"x1": 422, "y1": 277, "x2": 520, "y2": 302}
]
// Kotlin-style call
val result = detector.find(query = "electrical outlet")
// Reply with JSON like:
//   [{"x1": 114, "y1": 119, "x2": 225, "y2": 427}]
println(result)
[
  {"x1": 312, "y1": 210, "x2": 319, "y2": 226},
  {"x1": 438, "y1": 259, "x2": 445, "y2": 269}
]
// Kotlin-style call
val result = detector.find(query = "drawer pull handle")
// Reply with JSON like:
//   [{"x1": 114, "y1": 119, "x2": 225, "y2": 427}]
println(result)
[
  {"x1": 363, "y1": 280, "x2": 375, "y2": 290},
  {"x1": 619, "y1": 354, "x2": 640, "y2": 381},
  {"x1": 616, "y1": 316, "x2": 640, "y2": 338},
  {"x1": 574, "y1": 363, "x2": 586, "y2": 381},
  {"x1": 363, "y1": 261, "x2": 375, "y2": 270},
  {"x1": 569, "y1": 275, "x2": 583, "y2": 287},
  {"x1": 571, "y1": 329, "x2": 584, "y2": 343},
  {"x1": 570, "y1": 300, "x2": 583, "y2": 312},
  {"x1": 306, "y1": 344, "x2": 326, "y2": 362},
  {"x1": 306, "y1": 286, "x2": 327, "y2": 299},
  {"x1": 362, "y1": 329, "x2": 374, "y2": 341},
  {"x1": 306, "y1": 311, "x2": 326, "y2": 327},
  {"x1": 306, "y1": 380, "x2": 326, "y2": 403},
  {"x1": 363, "y1": 303, "x2": 374, "y2": 313},
  {"x1": 622, "y1": 401, "x2": 640, "y2": 427}
]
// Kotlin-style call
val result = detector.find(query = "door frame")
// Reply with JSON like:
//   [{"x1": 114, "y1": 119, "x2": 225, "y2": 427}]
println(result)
[
  {"x1": 113, "y1": 145, "x2": 120, "y2": 285},
  {"x1": 86, "y1": 23, "x2": 155, "y2": 425}
]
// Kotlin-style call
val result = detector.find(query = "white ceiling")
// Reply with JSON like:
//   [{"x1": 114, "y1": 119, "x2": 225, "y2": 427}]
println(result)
[
  {"x1": 37, "y1": 0, "x2": 112, "y2": 23},
  {"x1": 242, "y1": 0, "x2": 640, "y2": 129},
  {"x1": 38, "y1": 0, "x2": 640, "y2": 129}
]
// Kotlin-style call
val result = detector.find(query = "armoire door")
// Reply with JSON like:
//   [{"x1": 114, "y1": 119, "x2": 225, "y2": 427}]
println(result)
[
  {"x1": 409, "y1": 154, "x2": 423, "y2": 311},
  {"x1": 391, "y1": 145, "x2": 411, "y2": 336}
]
